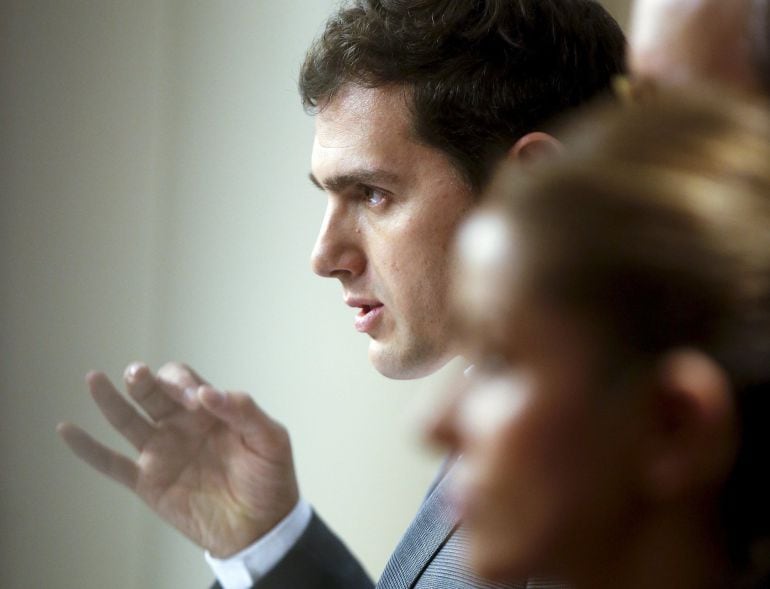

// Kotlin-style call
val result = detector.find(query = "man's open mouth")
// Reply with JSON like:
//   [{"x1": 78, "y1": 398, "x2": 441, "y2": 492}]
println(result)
[{"x1": 354, "y1": 303, "x2": 384, "y2": 333}]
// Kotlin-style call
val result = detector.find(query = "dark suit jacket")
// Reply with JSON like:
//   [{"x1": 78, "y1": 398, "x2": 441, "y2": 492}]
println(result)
[{"x1": 213, "y1": 462, "x2": 567, "y2": 589}]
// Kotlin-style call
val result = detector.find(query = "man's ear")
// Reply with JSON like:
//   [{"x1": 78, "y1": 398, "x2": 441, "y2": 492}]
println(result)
[
  {"x1": 507, "y1": 132, "x2": 563, "y2": 163},
  {"x1": 640, "y1": 349, "x2": 738, "y2": 501}
]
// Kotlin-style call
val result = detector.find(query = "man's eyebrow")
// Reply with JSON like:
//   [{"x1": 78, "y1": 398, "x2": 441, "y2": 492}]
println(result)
[{"x1": 308, "y1": 169, "x2": 400, "y2": 193}]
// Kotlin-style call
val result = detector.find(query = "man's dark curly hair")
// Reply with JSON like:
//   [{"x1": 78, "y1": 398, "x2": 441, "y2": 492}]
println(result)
[{"x1": 299, "y1": 0, "x2": 627, "y2": 190}]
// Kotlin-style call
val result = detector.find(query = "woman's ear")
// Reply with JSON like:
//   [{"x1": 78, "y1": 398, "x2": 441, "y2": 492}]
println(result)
[
  {"x1": 640, "y1": 349, "x2": 738, "y2": 501},
  {"x1": 508, "y1": 132, "x2": 563, "y2": 163}
]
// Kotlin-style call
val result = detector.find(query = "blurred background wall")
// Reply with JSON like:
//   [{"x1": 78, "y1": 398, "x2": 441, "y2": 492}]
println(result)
[{"x1": 0, "y1": 1, "x2": 630, "y2": 587}]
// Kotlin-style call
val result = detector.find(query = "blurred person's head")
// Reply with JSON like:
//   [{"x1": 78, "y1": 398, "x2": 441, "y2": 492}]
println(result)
[
  {"x1": 629, "y1": 0, "x2": 770, "y2": 94},
  {"x1": 432, "y1": 92, "x2": 770, "y2": 588},
  {"x1": 302, "y1": 0, "x2": 626, "y2": 379}
]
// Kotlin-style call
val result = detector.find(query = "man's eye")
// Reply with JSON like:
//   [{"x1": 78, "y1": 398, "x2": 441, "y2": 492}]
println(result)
[{"x1": 362, "y1": 186, "x2": 387, "y2": 207}]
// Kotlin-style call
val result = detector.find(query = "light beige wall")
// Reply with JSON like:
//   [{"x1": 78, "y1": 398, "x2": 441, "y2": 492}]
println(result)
[
  {"x1": 605, "y1": 0, "x2": 633, "y2": 27},
  {"x1": 0, "y1": 2, "x2": 166, "y2": 587},
  {"x1": 1, "y1": 1, "x2": 631, "y2": 587}
]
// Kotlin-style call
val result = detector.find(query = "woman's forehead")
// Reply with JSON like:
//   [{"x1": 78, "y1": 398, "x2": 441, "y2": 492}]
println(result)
[
  {"x1": 457, "y1": 211, "x2": 514, "y2": 267},
  {"x1": 453, "y1": 210, "x2": 528, "y2": 343},
  {"x1": 456, "y1": 210, "x2": 521, "y2": 302}
]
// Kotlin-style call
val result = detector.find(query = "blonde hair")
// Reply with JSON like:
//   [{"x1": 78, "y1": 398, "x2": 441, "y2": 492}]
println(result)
[{"x1": 487, "y1": 90, "x2": 770, "y2": 573}]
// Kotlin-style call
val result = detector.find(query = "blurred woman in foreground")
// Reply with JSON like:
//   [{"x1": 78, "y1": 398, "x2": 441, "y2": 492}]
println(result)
[{"x1": 430, "y1": 92, "x2": 770, "y2": 589}]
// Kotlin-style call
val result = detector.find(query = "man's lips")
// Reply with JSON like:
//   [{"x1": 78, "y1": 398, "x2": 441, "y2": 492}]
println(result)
[
  {"x1": 345, "y1": 297, "x2": 384, "y2": 333},
  {"x1": 354, "y1": 304, "x2": 384, "y2": 333}
]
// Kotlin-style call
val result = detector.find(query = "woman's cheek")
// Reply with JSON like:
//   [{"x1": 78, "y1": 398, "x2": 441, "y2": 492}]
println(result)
[
  {"x1": 459, "y1": 375, "x2": 530, "y2": 436},
  {"x1": 455, "y1": 375, "x2": 534, "y2": 481}
]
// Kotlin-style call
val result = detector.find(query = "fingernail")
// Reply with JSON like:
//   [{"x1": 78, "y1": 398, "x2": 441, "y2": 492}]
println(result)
[
  {"x1": 183, "y1": 387, "x2": 199, "y2": 409},
  {"x1": 125, "y1": 362, "x2": 142, "y2": 380}
]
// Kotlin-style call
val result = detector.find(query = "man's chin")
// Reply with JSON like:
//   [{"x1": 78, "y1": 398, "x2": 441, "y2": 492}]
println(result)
[{"x1": 368, "y1": 340, "x2": 453, "y2": 380}]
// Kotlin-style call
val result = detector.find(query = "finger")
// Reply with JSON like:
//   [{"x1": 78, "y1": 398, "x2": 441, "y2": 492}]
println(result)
[
  {"x1": 57, "y1": 422, "x2": 139, "y2": 489},
  {"x1": 155, "y1": 362, "x2": 210, "y2": 408},
  {"x1": 124, "y1": 362, "x2": 182, "y2": 421},
  {"x1": 88, "y1": 371, "x2": 154, "y2": 451},
  {"x1": 198, "y1": 387, "x2": 285, "y2": 451}
]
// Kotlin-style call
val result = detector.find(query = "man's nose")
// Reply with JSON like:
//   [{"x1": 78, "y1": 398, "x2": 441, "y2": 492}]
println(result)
[{"x1": 310, "y1": 202, "x2": 366, "y2": 279}]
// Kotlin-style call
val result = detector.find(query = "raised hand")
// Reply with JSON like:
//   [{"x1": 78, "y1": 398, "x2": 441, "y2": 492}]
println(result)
[{"x1": 57, "y1": 362, "x2": 299, "y2": 557}]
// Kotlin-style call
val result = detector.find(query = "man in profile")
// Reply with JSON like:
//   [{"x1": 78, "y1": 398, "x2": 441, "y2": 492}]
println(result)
[{"x1": 58, "y1": 1, "x2": 626, "y2": 587}]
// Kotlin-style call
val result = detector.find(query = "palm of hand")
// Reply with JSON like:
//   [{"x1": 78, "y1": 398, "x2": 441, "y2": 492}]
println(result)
[{"x1": 58, "y1": 363, "x2": 299, "y2": 557}]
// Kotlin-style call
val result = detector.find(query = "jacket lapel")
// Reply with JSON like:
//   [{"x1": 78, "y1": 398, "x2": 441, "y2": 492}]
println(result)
[{"x1": 376, "y1": 462, "x2": 459, "y2": 588}]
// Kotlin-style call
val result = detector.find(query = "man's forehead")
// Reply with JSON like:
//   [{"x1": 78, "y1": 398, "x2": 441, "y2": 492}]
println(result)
[
  {"x1": 310, "y1": 130, "x2": 403, "y2": 185},
  {"x1": 310, "y1": 85, "x2": 422, "y2": 185},
  {"x1": 314, "y1": 84, "x2": 412, "y2": 147},
  {"x1": 310, "y1": 83, "x2": 471, "y2": 194}
]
